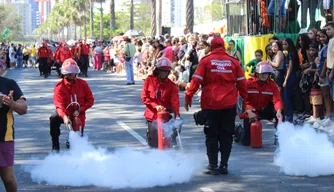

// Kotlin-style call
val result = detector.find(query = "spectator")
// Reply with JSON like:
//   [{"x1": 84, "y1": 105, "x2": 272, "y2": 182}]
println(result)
[
  {"x1": 246, "y1": 49, "x2": 263, "y2": 76},
  {"x1": 0, "y1": 63, "x2": 27, "y2": 191},
  {"x1": 228, "y1": 40, "x2": 242, "y2": 62}
]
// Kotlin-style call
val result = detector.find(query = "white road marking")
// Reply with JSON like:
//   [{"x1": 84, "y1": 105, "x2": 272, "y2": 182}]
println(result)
[
  {"x1": 116, "y1": 120, "x2": 148, "y2": 146},
  {"x1": 200, "y1": 188, "x2": 215, "y2": 192}
]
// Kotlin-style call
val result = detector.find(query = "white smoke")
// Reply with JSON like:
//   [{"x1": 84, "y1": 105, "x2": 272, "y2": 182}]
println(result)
[
  {"x1": 24, "y1": 132, "x2": 204, "y2": 189},
  {"x1": 274, "y1": 122, "x2": 334, "y2": 177}
]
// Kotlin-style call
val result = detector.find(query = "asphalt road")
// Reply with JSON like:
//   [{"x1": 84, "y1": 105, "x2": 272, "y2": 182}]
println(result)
[{"x1": 1, "y1": 68, "x2": 334, "y2": 192}]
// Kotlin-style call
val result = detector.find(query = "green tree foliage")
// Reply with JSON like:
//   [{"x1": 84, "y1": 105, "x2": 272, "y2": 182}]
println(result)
[
  {"x1": 195, "y1": 2, "x2": 225, "y2": 24},
  {"x1": 36, "y1": 1, "x2": 151, "y2": 41},
  {"x1": 0, "y1": 4, "x2": 23, "y2": 41}
]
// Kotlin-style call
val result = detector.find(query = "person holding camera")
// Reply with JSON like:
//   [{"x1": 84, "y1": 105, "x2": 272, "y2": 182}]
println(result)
[
  {"x1": 185, "y1": 37, "x2": 247, "y2": 175},
  {"x1": 141, "y1": 57, "x2": 181, "y2": 148},
  {"x1": 241, "y1": 61, "x2": 283, "y2": 146}
]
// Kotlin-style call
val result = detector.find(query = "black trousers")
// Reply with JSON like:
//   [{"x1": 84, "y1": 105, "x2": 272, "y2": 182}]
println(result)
[
  {"x1": 79, "y1": 55, "x2": 89, "y2": 74},
  {"x1": 147, "y1": 121, "x2": 158, "y2": 148},
  {"x1": 49, "y1": 112, "x2": 64, "y2": 141},
  {"x1": 39, "y1": 58, "x2": 49, "y2": 76},
  {"x1": 56, "y1": 62, "x2": 62, "y2": 76},
  {"x1": 203, "y1": 106, "x2": 236, "y2": 167},
  {"x1": 242, "y1": 103, "x2": 278, "y2": 146}
]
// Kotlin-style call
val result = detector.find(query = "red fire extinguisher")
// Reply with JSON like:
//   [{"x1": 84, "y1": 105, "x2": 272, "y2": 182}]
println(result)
[
  {"x1": 72, "y1": 116, "x2": 83, "y2": 136},
  {"x1": 157, "y1": 111, "x2": 171, "y2": 150},
  {"x1": 251, "y1": 120, "x2": 262, "y2": 148}
]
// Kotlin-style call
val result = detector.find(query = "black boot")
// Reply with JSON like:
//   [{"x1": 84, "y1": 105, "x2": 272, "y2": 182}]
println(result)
[
  {"x1": 274, "y1": 134, "x2": 278, "y2": 145},
  {"x1": 219, "y1": 164, "x2": 229, "y2": 174},
  {"x1": 52, "y1": 138, "x2": 60, "y2": 152},
  {"x1": 204, "y1": 164, "x2": 219, "y2": 175},
  {"x1": 66, "y1": 140, "x2": 70, "y2": 149}
]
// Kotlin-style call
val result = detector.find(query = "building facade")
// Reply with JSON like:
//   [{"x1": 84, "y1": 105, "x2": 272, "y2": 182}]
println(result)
[{"x1": 10, "y1": 2, "x2": 32, "y2": 35}]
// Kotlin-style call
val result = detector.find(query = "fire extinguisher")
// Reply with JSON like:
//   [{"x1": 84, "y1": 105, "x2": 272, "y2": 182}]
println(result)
[
  {"x1": 250, "y1": 120, "x2": 262, "y2": 148},
  {"x1": 157, "y1": 111, "x2": 171, "y2": 150},
  {"x1": 72, "y1": 116, "x2": 83, "y2": 136}
]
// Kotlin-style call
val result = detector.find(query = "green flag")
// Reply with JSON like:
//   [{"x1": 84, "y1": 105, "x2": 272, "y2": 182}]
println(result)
[{"x1": 2, "y1": 28, "x2": 9, "y2": 39}]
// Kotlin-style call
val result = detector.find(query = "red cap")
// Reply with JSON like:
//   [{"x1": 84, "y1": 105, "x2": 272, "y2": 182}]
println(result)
[
  {"x1": 209, "y1": 32, "x2": 215, "y2": 37},
  {"x1": 210, "y1": 37, "x2": 225, "y2": 50}
]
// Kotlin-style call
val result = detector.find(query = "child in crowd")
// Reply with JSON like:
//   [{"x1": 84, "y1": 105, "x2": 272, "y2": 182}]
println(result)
[
  {"x1": 246, "y1": 49, "x2": 263, "y2": 76},
  {"x1": 108, "y1": 45, "x2": 116, "y2": 73},
  {"x1": 134, "y1": 47, "x2": 142, "y2": 77},
  {"x1": 103, "y1": 46, "x2": 111, "y2": 72},
  {"x1": 304, "y1": 43, "x2": 323, "y2": 125}
]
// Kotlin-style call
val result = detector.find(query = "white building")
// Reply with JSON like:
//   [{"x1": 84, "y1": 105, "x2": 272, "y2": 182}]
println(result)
[{"x1": 10, "y1": 3, "x2": 32, "y2": 35}]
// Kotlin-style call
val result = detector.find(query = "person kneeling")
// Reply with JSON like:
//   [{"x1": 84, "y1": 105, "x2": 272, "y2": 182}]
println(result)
[
  {"x1": 240, "y1": 61, "x2": 283, "y2": 146},
  {"x1": 49, "y1": 59, "x2": 94, "y2": 152}
]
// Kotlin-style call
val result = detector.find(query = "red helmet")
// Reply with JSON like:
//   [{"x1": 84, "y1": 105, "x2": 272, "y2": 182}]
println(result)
[
  {"x1": 156, "y1": 57, "x2": 173, "y2": 71},
  {"x1": 256, "y1": 61, "x2": 274, "y2": 74},
  {"x1": 61, "y1": 58, "x2": 80, "y2": 75}
]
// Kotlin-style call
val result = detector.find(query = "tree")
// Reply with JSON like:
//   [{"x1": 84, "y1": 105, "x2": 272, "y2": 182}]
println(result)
[
  {"x1": 151, "y1": 0, "x2": 156, "y2": 36},
  {"x1": 110, "y1": 0, "x2": 115, "y2": 37},
  {"x1": 186, "y1": 0, "x2": 194, "y2": 33},
  {"x1": 90, "y1": 0, "x2": 94, "y2": 38},
  {"x1": 134, "y1": 3, "x2": 151, "y2": 35},
  {"x1": 0, "y1": 5, "x2": 24, "y2": 41},
  {"x1": 130, "y1": 0, "x2": 134, "y2": 30}
]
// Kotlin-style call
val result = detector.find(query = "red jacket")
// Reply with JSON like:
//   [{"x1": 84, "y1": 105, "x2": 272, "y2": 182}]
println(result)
[
  {"x1": 141, "y1": 75, "x2": 180, "y2": 121},
  {"x1": 245, "y1": 77, "x2": 283, "y2": 112},
  {"x1": 38, "y1": 46, "x2": 52, "y2": 58},
  {"x1": 53, "y1": 78, "x2": 94, "y2": 128},
  {"x1": 55, "y1": 47, "x2": 73, "y2": 63},
  {"x1": 185, "y1": 47, "x2": 247, "y2": 109}
]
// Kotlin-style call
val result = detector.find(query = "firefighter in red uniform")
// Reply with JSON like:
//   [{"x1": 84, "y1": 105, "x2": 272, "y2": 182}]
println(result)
[
  {"x1": 49, "y1": 58, "x2": 94, "y2": 151},
  {"x1": 78, "y1": 37, "x2": 91, "y2": 77},
  {"x1": 241, "y1": 61, "x2": 283, "y2": 146},
  {"x1": 37, "y1": 41, "x2": 52, "y2": 78},
  {"x1": 55, "y1": 42, "x2": 73, "y2": 77},
  {"x1": 185, "y1": 37, "x2": 247, "y2": 175},
  {"x1": 141, "y1": 57, "x2": 181, "y2": 148}
]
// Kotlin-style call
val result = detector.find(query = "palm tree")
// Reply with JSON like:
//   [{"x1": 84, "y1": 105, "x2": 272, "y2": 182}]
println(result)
[
  {"x1": 186, "y1": 0, "x2": 194, "y2": 33},
  {"x1": 130, "y1": 0, "x2": 134, "y2": 30},
  {"x1": 151, "y1": 0, "x2": 156, "y2": 36},
  {"x1": 90, "y1": 0, "x2": 94, "y2": 38},
  {"x1": 110, "y1": 0, "x2": 115, "y2": 37},
  {"x1": 95, "y1": 0, "x2": 105, "y2": 40}
]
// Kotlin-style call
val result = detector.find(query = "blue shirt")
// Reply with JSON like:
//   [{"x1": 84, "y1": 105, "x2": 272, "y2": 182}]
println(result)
[{"x1": 317, "y1": 45, "x2": 328, "y2": 74}]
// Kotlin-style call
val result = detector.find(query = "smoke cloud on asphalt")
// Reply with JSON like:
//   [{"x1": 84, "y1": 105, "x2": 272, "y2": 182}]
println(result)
[
  {"x1": 274, "y1": 122, "x2": 334, "y2": 177},
  {"x1": 24, "y1": 132, "x2": 204, "y2": 189}
]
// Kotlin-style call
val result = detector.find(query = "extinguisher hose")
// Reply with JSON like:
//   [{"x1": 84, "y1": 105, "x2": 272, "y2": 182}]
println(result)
[{"x1": 67, "y1": 122, "x2": 74, "y2": 132}]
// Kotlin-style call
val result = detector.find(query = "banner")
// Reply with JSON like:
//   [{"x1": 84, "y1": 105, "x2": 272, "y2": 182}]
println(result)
[{"x1": 2, "y1": 28, "x2": 9, "y2": 39}]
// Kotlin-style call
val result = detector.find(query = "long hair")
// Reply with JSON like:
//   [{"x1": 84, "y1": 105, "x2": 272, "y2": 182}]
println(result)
[
  {"x1": 318, "y1": 29, "x2": 329, "y2": 49},
  {"x1": 282, "y1": 38, "x2": 299, "y2": 70}
]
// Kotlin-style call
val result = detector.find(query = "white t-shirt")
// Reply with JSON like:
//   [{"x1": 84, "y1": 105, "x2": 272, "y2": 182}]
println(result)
[{"x1": 134, "y1": 52, "x2": 142, "y2": 63}]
